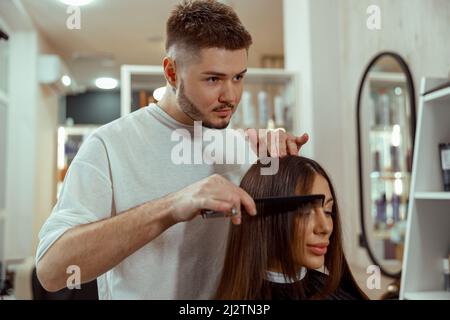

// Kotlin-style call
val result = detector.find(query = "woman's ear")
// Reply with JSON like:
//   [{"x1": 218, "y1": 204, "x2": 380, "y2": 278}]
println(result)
[{"x1": 163, "y1": 57, "x2": 177, "y2": 89}]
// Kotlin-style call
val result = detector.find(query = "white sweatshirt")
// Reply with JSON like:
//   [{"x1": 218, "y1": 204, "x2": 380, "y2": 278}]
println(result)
[{"x1": 36, "y1": 104, "x2": 256, "y2": 299}]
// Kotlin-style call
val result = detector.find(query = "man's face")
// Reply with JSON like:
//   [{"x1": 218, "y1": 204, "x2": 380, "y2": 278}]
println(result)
[{"x1": 177, "y1": 47, "x2": 248, "y2": 129}]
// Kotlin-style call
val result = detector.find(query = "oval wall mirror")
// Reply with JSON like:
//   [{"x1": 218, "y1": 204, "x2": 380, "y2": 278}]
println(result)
[{"x1": 356, "y1": 52, "x2": 416, "y2": 278}]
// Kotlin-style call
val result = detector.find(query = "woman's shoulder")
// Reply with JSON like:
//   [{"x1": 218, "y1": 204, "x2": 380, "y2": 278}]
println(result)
[{"x1": 305, "y1": 269, "x2": 366, "y2": 300}]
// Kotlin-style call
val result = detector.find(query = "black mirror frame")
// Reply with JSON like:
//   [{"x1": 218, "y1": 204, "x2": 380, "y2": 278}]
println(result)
[{"x1": 356, "y1": 51, "x2": 417, "y2": 279}]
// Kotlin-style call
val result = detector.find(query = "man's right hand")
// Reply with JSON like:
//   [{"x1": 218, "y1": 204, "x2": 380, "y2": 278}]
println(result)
[{"x1": 169, "y1": 174, "x2": 257, "y2": 225}]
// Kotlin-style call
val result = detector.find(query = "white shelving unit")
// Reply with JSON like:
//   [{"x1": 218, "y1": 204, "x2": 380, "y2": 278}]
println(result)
[
  {"x1": 0, "y1": 16, "x2": 10, "y2": 295},
  {"x1": 56, "y1": 125, "x2": 99, "y2": 199},
  {"x1": 120, "y1": 65, "x2": 300, "y2": 135},
  {"x1": 400, "y1": 77, "x2": 450, "y2": 300}
]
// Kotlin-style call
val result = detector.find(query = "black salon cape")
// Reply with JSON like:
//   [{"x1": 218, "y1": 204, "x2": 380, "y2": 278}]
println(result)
[{"x1": 265, "y1": 269, "x2": 365, "y2": 300}]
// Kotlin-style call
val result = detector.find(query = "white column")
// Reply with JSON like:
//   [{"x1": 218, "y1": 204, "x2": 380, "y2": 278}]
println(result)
[
  {"x1": 283, "y1": 0, "x2": 314, "y2": 158},
  {"x1": 283, "y1": 0, "x2": 356, "y2": 261},
  {"x1": 5, "y1": 31, "x2": 38, "y2": 260}
]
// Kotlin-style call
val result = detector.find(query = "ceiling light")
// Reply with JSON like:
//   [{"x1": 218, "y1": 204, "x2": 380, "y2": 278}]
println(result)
[
  {"x1": 59, "y1": 0, "x2": 93, "y2": 6},
  {"x1": 61, "y1": 75, "x2": 72, "y2": 87},
  {"x1": 153, "y1": 87, "x2": 166, "y2": 101},
  {"x1": 95, "y1": 77, "x2": 118, "y2": 90}
]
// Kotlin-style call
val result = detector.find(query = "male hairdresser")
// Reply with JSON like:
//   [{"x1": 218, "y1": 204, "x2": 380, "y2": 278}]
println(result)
[{"x1": 36, "y1": 0, "x2": 308, "y2": 299}]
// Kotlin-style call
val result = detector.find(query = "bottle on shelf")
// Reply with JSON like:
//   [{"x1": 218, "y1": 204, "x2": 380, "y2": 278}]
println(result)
[
  {"x1": 257, "y1": 91, "x2": 269, "y2": 129},
  {"x1": 285, "y1": 107, "x2": 293, "y2": 132},
  {"x1": 274, "y1": 95, "x2": 285, "y2": 128},
  {"x1": 391, "y1": 145, "x2": 400, "y2": 172},
  {"x1": 370, "y1": 91, "x2": 380, "y2": 127},
  {"x1": 378, "y1": 89, "x2": 391, "y2": 126},
  {"x1": 241, "y1": 91, "x2": 255, "y2": 128},
  {"x1": 393, "y1": 87, "x2": 405, "y2": 126},
  {"x1": 406, "y1": 148, "x2": 413, "y2": 173},
  {"x1": 402, "y1": 196, "x2": 409, "y2": 221},
  {"x1": 230, "y1": 101, "x2": 242, "y2": 129},
  {"x1": 375, "y1": 193, "x2": 387, "y2": 230},
  {"x1": 373, "y1": 150, "x2": 381, "y2": 172},
  {"x1": 439, "y1": 143, "x2": 450, "y2": 191},
  {"x1": 391, "y1": 193, "x2": 401, "y2": 223}
]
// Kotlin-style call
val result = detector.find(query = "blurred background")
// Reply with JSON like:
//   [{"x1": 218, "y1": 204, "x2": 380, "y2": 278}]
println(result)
[{"x1": 0, "y1": 0, "x2": 450, "y2": 300}]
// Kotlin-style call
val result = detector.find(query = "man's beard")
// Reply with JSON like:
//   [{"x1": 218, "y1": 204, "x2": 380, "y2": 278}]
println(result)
[{"x1": 177, "y1": 80, "x2": 234, "y2": 129}]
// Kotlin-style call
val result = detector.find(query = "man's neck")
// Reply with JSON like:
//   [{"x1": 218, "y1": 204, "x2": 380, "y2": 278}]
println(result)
[{"x1": 157, "y1": 91, "x2": 194, "y2": 126}]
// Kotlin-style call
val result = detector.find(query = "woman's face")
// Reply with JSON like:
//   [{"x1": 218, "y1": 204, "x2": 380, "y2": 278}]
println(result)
[{"x1": 295, "y1": 174, "x2": 334, "y2": 270}]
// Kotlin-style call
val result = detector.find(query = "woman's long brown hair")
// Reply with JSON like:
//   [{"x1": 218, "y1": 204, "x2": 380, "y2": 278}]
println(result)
[{"x1": 215, "y1": 155, "x2": 368, "y2": 299}]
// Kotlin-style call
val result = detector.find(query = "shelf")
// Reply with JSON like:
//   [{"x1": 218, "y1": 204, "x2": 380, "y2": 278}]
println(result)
[
  {"x1": 400, "y1": 78, "x2": 450, "y2": 300},
  {"x1": 368, "y1": 71, "x2": 407, "y2": 84},
  {"x1": 404, "y1": 291, "x2": 450, "y2": 300},
  {"x1": 414, "y1": 192, "x2": 450, "y2": 200},
  {"x1": 423, "y1": 86, "x2": 450, "y2": 104},
  {"x1": 371, "y1": 172, "x2": 410, "y2": 180},
  {"x1": 370, "y1": 125, "x2": 400, "y2": 132},
  {"x1": 373, "y1": 229, "x2": 397, "y2": 240}
]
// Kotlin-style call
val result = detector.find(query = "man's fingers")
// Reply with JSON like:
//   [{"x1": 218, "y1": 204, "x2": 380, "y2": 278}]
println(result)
[
  {"x1": 237, "y1": 188, "x2": 257, "y2": 216},
  {"x1": 269, "y1": 130, "x2": 286, "y2": 157},
  {"x1": 231, "y1": 215, "x2": 242, "y2": 225},
  {"x1": 295, "y1": 133, "x2": 309, "y2": 146},
  {"x1": 287, "y1": 139, "x2": 298, "y2": 155},
  {"x1": 202, "y1": 199, "x2": 234, "y2": 214},
  {"x1": 278, "y1": 134, "x2": 287, "y2": 157}
]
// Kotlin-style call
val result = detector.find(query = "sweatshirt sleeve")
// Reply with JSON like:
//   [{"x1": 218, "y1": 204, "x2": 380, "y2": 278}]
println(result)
[{"x1": 35, "y1": 135, "x2": 114, "y2": 265}]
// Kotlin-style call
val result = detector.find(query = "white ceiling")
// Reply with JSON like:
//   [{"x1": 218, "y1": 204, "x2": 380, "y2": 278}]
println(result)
[{"x1": 21, "y1": 0, "x2": 284, "y2": 90}]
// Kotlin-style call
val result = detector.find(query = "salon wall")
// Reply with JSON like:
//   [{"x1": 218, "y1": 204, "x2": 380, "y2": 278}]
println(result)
[
  {"x1": 284, "y1": 0, "x2": 450, "y2": 271},
  {"x1": 3, "y1": 3, "x2": 61, "y2": 260},
  {"x1": 34, "y1": 32, "x2": 59, "y2": 256},
  {"x1": 338, "y1": 0, "x2": 450, "y2": 268}
]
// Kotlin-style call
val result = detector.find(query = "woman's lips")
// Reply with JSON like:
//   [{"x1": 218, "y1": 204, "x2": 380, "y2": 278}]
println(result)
[
  {"x1": 307, "y1": 243, "x2": 328, "y2": 256},
  {"x1": 213, "y1": 108, "x2": 232, "y2": 117}
]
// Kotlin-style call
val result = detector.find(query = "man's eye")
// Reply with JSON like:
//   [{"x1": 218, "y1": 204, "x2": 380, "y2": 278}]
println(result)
[
  {"x1": 234, "y1": 75, "x2": 244, "y2": 81},
  {"x1": 325, "y1": 211, "x2": 334, "y2": 216},
  {"x1": 207, "y1": 77, "x2": 219, "y2": 83}
]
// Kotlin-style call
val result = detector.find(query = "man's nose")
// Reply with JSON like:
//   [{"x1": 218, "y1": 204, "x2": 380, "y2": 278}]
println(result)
[{"x1": 219, "y1": 81, "x2": 237, "y2": 105}]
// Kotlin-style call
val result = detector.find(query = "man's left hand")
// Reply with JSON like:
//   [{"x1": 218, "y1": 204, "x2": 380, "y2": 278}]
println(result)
[{"x1": 246, "y1": 129, "x2": 309, "y2": 157}]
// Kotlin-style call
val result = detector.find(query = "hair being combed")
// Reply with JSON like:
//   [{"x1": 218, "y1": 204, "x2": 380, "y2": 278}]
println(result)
[
  {"x1": 215, "y1": 156, "x2": 368, "y2": 300},
  {"x1": 166, "y1": 0, "x2": 253, "y2": 53}
]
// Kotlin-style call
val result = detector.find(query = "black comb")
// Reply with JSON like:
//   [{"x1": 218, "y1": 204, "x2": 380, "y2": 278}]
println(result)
[{"x1": 201, "y1": 194, "x2": 325, "y2": 219}]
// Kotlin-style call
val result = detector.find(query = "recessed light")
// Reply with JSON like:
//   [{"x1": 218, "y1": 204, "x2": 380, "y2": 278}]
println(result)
[
  {"x1": 61, "y1": 75, "x2": 72, "y2": 87},
  {"x1": 59, "y1": 0, "x2": 93, "y2": 6},
  {"x1": 95, "y1": 77, "x2": 118, "y2": 90}
]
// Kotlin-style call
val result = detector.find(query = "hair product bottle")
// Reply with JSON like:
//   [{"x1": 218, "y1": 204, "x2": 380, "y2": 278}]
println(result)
[
  {"x1": 391, "y1": 145, "x2": 400, "y2": 172},
  {"x1": 439, "y1": 143, "x2": 450, "y2": 191},
  {"x1": 258, "y1": 91, "x2": 269, "y2": 129},
  {"x1": 274, "y1": 95, "x2": 285, "y2": 127},
  {"x1": 391, "y1": 194, "x2": 400, "y2": 223},
  {"x1": 241, "y1": 91, "x2": 255, "y2": 128},
  {"x1": 375, "y1": 193, "x2": 387, "y2": 230},
  {"x1": 379, "y1": 90, "x2": 391, "y2": 126}
]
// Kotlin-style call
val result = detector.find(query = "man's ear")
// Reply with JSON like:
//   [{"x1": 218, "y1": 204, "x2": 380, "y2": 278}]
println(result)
[{"x1": 163, "y1": 57, "x2": 177, "y2": 88}]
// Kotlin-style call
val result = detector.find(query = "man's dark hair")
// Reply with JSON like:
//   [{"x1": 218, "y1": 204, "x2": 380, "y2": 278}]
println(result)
[{"x1": 166, "y1": 0, "x2": 253, "y2": 53}]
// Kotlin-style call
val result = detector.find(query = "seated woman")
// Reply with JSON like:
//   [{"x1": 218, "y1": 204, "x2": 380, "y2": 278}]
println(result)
[{"x1": 215, "y1": 155, "x2": 368, "y2": 300}]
